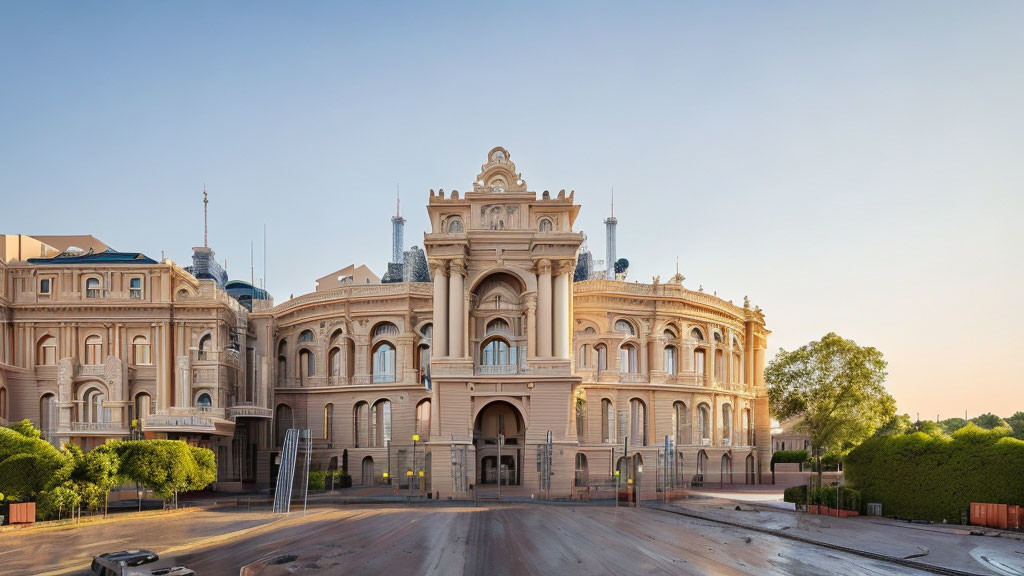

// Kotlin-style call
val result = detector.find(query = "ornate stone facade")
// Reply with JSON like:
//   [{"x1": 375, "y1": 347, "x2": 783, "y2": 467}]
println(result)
[{"x1": 0, "y1": 148, "x2": 770, "y2": 497}]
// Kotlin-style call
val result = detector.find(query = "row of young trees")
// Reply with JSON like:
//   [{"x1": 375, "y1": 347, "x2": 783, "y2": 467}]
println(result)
[{"x1": 0, "y1": 420, "x2": 216, "y2": 520}]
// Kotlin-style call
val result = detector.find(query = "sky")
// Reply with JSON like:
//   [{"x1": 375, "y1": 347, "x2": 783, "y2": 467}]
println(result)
[{"x1": 1, "y1": 1, "x2": 1021, "y2": 420}]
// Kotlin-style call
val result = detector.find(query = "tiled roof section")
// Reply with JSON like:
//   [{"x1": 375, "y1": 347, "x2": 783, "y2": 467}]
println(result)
[{"x1": 27, "y1": 247, "x2": 158, "y2": 265}]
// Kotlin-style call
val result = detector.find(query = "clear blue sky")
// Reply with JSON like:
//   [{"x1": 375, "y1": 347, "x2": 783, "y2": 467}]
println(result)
[{"x1": 2, "y1": 1, "x2": 1022, "y2": 419}]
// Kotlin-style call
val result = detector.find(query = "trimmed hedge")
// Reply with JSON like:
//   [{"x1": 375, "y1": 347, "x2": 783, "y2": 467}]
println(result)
[
  {"x1": 770, "y1": 450, "x2": 808, "y2": 472},
  {"x1": 783, "y1": 485, "x2": 807, "y2": 504},
  {"x1": 782, "y1": 484, "x2": 860, "y2": 510},
  {"x1": 308, "y1": 470, "x2": 352, "y2": 491},
  {"x1": 845, "y1": 424, "x2": 1024, "y2": 522}
]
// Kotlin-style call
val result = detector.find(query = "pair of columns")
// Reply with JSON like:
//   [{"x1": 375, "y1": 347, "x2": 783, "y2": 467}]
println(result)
[
  {"x1": 429, "y1": 257, "x2": 573, "y2": 360},
  {"x1": 535, "y1": 258, "x2": 572, "y2": 359},
  {"x1": 430, "y1": 259, "x2": 466, "y2": 358}
]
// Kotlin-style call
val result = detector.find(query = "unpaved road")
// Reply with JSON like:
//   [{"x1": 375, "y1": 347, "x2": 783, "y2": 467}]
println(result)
[{"x1": 1, "y1": 504, "x2": 956, "y2": 575}]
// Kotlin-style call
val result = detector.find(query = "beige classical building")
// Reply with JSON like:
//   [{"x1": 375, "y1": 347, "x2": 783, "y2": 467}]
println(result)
[
  {"x1": 0, "y1": 235, "x2": 255, "y2": 481},
  {"x1": 0, "y1": 148, "x2": 771, "y2": 497}
]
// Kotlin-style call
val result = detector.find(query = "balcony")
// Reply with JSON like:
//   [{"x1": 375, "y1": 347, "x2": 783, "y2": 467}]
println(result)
[
  {"x1": 143, "y1": 414, "x2": 216, "y2": 431},
  {"x1": 70, "y1": 421, "x2": 129, "y2": 435},
  {"x1": 227, "y1": 403, "x2": 273, "y2": 419},
  {"x1": 474, "y1": 364, "x2": 521, "y2": 376},
  {"x1": 618, "y1": 372, "x2": 648, "y2": 383}
]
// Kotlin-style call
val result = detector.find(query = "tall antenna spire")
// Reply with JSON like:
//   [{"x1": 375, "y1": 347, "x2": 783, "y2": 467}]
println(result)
[
  {"x1": 396, "y1": 184, "x2": 401, "y2": 218},
  {"x1": 604, "y1": 186, "x2": 618, "y2": 280},
  {"x1": 611, "y1": 186, "x2": 615, "y2": 217},
  {"x1": 203, "y1": 184, "x2": 209, "y2": 248}
]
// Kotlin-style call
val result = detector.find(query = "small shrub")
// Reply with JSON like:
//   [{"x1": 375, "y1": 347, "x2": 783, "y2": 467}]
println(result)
[{"x1": 783, "y1": 485, "x2": 807, "y2": 504}]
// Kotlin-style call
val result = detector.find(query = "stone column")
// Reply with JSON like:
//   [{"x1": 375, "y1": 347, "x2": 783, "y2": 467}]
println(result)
[
  {"x1": 448, "y1": 258, "x2": 465, "y2": 358},
  {"x1": 430, "y1": 260, "x2": 448, "y2": 357},
  {"x1": 553, "y1": 261, "x2": 571, "y2": 359},
  {"x1": 650, "y1": 335, "x2": 665, "y2": 372},
  {"x1": 536, "y1": 259, "x2": 552, "y2": 357},
  {"x1": 525, "y1": 294, "x2": 537, "y2": 360}
]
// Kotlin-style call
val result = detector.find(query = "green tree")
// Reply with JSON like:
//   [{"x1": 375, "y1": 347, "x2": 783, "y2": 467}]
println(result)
[
  {"x1": 111, "y1": 440, "x2": 216, "y2": 504},
  {"x1": 971, "y1": 413, "x2": 1011, "y2": 431},
  {"x1": 875, "y1": 414, "x2": 913, "y2": 436},
  {"x1": 938, "y1": 417, "x2": 968, "y2": 435},
  {"x1": 1007, "y1": 412, "x2": 1024, "y2": 440},
  {"x1": 0, "y1": 422, "x2": 68, "y2": 501},
  {"x1": 766, "y1": 333, "x2": 895, "y2": 482}
]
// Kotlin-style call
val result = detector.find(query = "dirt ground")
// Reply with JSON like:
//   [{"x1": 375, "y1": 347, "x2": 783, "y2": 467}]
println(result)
[{"x1": 3, "y1": 502, "x2": 990, "y2": 576}]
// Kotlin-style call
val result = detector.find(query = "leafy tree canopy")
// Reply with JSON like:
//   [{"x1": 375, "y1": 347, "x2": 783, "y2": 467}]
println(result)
[{"x1": 766, "y1": 332, "x2": 895, "y2": 458}]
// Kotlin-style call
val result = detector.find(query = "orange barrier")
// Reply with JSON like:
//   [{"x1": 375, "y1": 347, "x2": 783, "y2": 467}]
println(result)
[
  {"x1": 8, "y1": 502, "x2": 36, "y2": 524},
  {"x1": 970, "y1": 502, "x2": 1022, "y2": 530}
]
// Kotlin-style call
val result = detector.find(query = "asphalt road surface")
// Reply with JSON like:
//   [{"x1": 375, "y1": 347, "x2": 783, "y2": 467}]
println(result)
[{"x1": 1, "y1": 503, "x2": 973, "y2": 576}]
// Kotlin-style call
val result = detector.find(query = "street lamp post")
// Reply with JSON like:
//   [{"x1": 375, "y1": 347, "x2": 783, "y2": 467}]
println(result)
[
  {"x1": 412, "y1": 434, "x2": 420, "y2": 494},
  {"x1": 497, "y1": 433, "x2": 504, "y2": 500},
  {"x1": 637, "y1": 463, "x2": 643, "y2": 508},
  {"x1": 411, "y1": 432, "x2": 419, "y2": 491}
]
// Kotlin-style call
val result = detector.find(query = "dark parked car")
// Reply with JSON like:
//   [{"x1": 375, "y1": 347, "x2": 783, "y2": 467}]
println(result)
[{"x1": 90, "y1": 549, "x2": 195, "y2": 576}]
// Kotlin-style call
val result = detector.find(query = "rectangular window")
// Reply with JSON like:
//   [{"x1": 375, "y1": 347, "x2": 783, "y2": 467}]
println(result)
[
  {"x1": 129, "y1": 277, "x2": 143, "y2": 299},
  {"x1": 39, "y1": 278, "x2": 51, "y2": 294}
]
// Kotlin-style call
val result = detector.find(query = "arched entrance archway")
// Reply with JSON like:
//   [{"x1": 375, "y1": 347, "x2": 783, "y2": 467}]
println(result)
[
  {"x1": 473, "y1": 400, "x2": 525, "y2": 486},
  {"x1": 361, "y1": 456, "x2": 375, "y2": 485},
  {"x1": 695, "y1": 449, "x2": 708, "y2": 486},
  {"x1": 574, "y1": 453, "x2": 589, "y2": 487},
  {"x1": 745, "y1": 453, "x2": 755, "y2": 484},
  {"x1": 721, "y1": 453, "x2": 733, "y2": 486}
]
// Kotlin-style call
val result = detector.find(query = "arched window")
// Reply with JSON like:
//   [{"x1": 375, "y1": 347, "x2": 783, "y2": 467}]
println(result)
[
  {"x1": 416, "y1": 399, "x2": 431, "y2": 440},
  {"x1": 595, "y1": 344, "x2": 608, "y2": 372},
  {"x1": 277, "y1": 340, "x2": 288, "y2": 386},
  {"x1": 299, "y1": 349, "x2": 315, "y2": 380},
  {"x1": 134, "y1": 393, "x2": 151, "y2": 423},
  {"x1": 420, "y1": 323, "x2": 432, "y2": 341},
  {"x1": 583, "y1": 327, "x2": 596, "y2": 335},
  {"x1": 618, "y1": 343, "x2": 638, "y2": 374},
  {"x1": 275, "y1": 404, "x2": 292, "y2": 445},
  {"x1": 486, "y1": 318, "x2": 510, "y2": 335},
  {"x1": 372, "y1": 322, "x2": 399, "y2": 339},
  {"x1": 694, "y1": 349, "x2": 706, "y2": 377},
  {"x1": 714, "y1": 349, "x2": 725, "y2": 381},
  {"x1": 328, "y1": 347, "x2": 341, "y2": 378},
  {"x1": 714, "y1": 331, "x2": 723, "y2": 344},
  {"x1": 742, "y1": 409, "x2": 752, "y2": 445},
  {"x1": 601, "y1": 398, "x2": 614, "y2": 443},
  {"x1": 629, "y1": 398, "x2": 647, "y2": 446},
  {"x1": 446, "y1": 218, "x2": 463, "y2": 233},
  {"x1": 722, "y1": 404, "x2": 733, "y2": 444},
  {"x1": 690, "y1": 328, "x2": 704, "y2": 341},
  {"x1": 415, "y1": 344, "x2": 431, "y2": 387},
  {"x1": 196, "y1": 392, "x2": 213, "y2": 409},
  {"x1": 40, "y1": 393, "x2": 57, "y2": 433},
  {"x1": 198, "y1": 334, "x2": 212, "y2": 361},
  {"x1": 697, "y1": 404, "x2": 711, "y2": 443},
  {"x1": 85, "y1": 277, "x2": 101, "y2": 298},
  {"x1": 324, "y1": 403, "x2": 334, "y2": 440},
  {"x1": 538, "y1": 218, "x2": 553, "y2": 232},
  {"x1": 664, "y1": 345, "x2": 678, "y2": 375},
  {"x1": 83, "y1": 387, "x2": 107, "y2": 423},
  {"x1": 481, "y1": 337, "x2": 515, "y2": 366},
  {"x1": 353, "y1": 402, "x2": 368, "y2": 447},
  {"x1": 673, "y1": 401, "x2": 689, "y2": 445},
  {"x1": 298, "y1": 330, "x2": 315, "y2": 343},
  {"x1": 577, "y1": 344, "x2": 590, "y2": 369},
  {"x1": 0, "y1": 387, "x2": 7, "y2": 421},
  {"x1": 371, "y1": 399, "x2": 392, "y2": 447},
  {"x1": 372, "y1": 342, "x2": 396, "y2": 383},
  {"x1": 721, "y1": 454, "x2": 733, "y2": 484},
  {"x1": 37, "y1": 335, "x2": 57, "y2": 365},
  {"x1": 132, "y1": 335, "x2": 151, "y2": 365},
  {"x1": 85, "y1": 335, "x2": 103, "y2": 365},
  {"x1": 614, "y1": 319, "x2": 634, "y2": 335},
  {"x1": 733, "y1": 353, "x2": 742, "y2": 383},
  {"x1": 696, "y1": 450, "x2": 707, "y2": 482}
]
